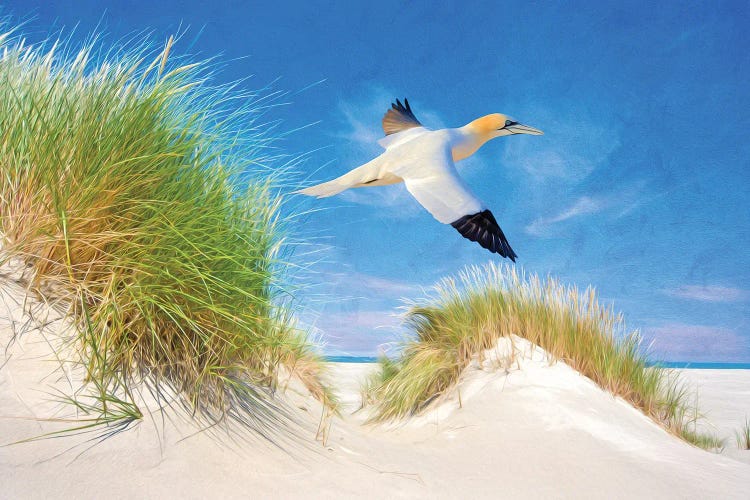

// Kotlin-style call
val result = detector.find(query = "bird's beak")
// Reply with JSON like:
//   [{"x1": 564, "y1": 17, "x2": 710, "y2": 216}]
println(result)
[{"x1": 505, "y1": 122, "x2": 544, "y2": 135}]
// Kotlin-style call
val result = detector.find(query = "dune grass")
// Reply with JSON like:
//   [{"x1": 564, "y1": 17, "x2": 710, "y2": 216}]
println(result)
[
  {"x1": 365, "y1": 262, "x2": 719, "y2": 449},
  {"x1": 736, "y1": 417, "x2": 750, "y2": 450},
  {"x1": 0, "y1": 28, "x2": 334, "y2": 438}
]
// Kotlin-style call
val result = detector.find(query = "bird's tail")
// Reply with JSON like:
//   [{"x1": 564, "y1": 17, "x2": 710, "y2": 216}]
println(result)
[
  {"x1": 295, "y1": 177, "x2": 352, "y2": 198},
  {"x1": 295, "y1": 159, "x2": 381, "y2": 198}
]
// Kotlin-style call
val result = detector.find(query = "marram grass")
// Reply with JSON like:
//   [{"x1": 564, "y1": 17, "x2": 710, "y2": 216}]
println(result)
[
  {"x1": 736, "y1": 417, "x2": 750, "y2": 450},
  {"x1": 365, "y1": 262, "x2": 721, "y2": 449},
  {"x1": 0, "y1": 29, "x2": 334, "y2": 438}
]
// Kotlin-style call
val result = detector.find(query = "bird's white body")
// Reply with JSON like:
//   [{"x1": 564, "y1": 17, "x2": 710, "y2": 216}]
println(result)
[
  {"x1": 300, "y1": 126, "x2": 490, "y2": 222},
  {"x1": 297, "y1": 99, "x2": 542, "y2": 258}
]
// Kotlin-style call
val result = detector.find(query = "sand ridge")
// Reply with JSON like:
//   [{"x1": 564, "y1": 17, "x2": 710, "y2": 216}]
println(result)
[{"x1": 1, "y1": 268, "x2": 749, "y2": 499}]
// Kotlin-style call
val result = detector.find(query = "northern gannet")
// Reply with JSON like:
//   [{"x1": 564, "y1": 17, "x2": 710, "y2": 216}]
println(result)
[{"x1": 297, "y1": 99, "x2": 543, "y2": 260}]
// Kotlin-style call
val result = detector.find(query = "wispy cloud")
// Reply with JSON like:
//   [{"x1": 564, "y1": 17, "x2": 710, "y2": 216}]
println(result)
[
  {"x1": 341, "y1": 270, "x2": 422, "y2": 296},
  {"x1": 307, "y1": 309, "x2": 406, "y2": 356},
  {"x1": 310, "y1": 268, "x2": 424, "y2": 300},
  {"x1": 334, "y1": 87, "x2": 445, "y2": 153},
  {"x1": 663, "y1": 285, "x2": 749, "y2": 303},
  {"x1": 298, "y1": 266, "x2": 424, "y2": 354},
  {"x1": 336, "y1": 101, "x2": 383, "y2": 155},
  {"x1": 502, "y1": 110, "x2": 620, "y2": 184},
  {"x1": 524, "y1": 178, "x2": 651, "y2": 237},
  {"x1": 525, "y1": 195, "x2": 605, "y2": 236},
  {"x1": 642, "y1": 322, "x2": 750, "y2": 362}
]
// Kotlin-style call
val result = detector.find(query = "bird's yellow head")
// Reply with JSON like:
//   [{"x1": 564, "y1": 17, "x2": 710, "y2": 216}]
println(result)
[{"x1": 467, "y1": 113, "x2": 544, "y2": 138}]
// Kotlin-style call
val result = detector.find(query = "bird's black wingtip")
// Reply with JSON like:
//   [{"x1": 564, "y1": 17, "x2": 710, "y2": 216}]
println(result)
[
  {"x1": 392, "y1": 98, "x2": 409, "y2": 111},
  {"x1": 383, "y1": 98, "x2": 422, "y2": 135},
  {"x1": 450, "y1": 209, "x2": 518, "y2": 261}
]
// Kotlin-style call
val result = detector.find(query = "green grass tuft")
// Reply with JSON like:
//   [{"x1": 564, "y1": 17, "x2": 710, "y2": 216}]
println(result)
[
  {"x1": 736, "y1": 417, "x2": 750, "y2": 450},
  {"x1": 365, "y1": 262, "x2": 719, "y2": 449},
  {"x1": 0, "y1": 28, "x2": 334, "y2": 437}
]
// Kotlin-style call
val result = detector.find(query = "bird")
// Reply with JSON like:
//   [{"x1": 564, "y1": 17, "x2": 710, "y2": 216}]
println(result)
[{"x1": 296, "y1": 98, "x2": 543, "y2": 260}]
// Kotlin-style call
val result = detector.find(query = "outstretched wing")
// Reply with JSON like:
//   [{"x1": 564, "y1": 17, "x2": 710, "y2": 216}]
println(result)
[
  {"x1": 450, "y1": 210, "x2": 517, "y2": 261},
  {"x1": 382, "y1": 98, "x2": 423, "y2": 136},
  {"x1": 401, "y1": 145, "x2": 517, "y2": 260}
]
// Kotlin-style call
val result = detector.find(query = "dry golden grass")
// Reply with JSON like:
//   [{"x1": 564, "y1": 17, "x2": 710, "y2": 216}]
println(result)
[
  {"x1": 736, "y1": 417, "x2": 750, "y2": 450},
  {"x1": 365, "y1": 263, "x2": 721, "y2": 449}
]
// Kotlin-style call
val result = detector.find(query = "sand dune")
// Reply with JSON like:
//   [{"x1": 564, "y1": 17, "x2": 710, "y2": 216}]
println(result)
[{"x1": 1, "y1": 269, "x2": 749, "y2": 499}]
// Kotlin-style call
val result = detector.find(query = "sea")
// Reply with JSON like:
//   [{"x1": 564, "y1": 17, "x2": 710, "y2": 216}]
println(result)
[
  {"x1": 325, "y1": 356, "x2": 750, "y2": 369},
  {"x1": 645, "y1": 362, "x2": 750, "y2": 369}
]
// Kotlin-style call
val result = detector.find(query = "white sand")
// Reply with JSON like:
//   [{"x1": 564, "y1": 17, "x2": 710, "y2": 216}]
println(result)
[
  {"x1": 1, "y1": 265, "x2": 749, "y2": 499},
  {"x1": 676, "y1": 368, "x2": 750, "y2": 464}
]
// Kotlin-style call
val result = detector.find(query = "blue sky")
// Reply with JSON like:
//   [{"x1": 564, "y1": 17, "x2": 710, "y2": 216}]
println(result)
[{"x1": 5, "y1": 1, "x2": 750, "y2": 361}]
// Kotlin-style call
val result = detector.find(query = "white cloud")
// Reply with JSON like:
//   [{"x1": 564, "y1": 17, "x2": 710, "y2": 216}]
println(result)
[
  {"x1": 297, "y1": 266, "x2": 425, "y2": 355},
  {"x1": 525, "y1": 195, "x2": 605, "y2": 237},
  {"x1": 642, "y1": 323, "x2": 750, "y2": 362},
  {"x1": 546, "y1": 196, "x2": 603, "y2": 223},
  {"x1": 334, "y1": 87, "x2": 445, "y2": 153},
  {"x1": 337, "y1": 270, "x2": 422, "y2": 297},
  {"x1": 336, "y1": 102, "x2": 382, "y2": 155},
  {"x1": 306, "y1": 309, "x2": 407, "y2": 356},
  {"x1": 664, "y1": 285, "x2": 749, "y2": 303},
  {"x1": 502, "y1": 111, "x2": 620, "y2": 183},
  {"x1": 307, "y1": 267, "x2": 424, "y2": 301}
]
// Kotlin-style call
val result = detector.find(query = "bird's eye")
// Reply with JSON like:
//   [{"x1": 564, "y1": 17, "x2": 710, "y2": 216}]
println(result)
[{"x1": 505, "y1": 120, "x2": 514, "y2": 127}]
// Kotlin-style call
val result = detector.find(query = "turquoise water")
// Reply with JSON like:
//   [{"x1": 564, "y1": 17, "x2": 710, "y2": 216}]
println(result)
[
  {"x1": 327, "y1": 356, "x2": 750, "y2": 368},
  {"x1": 645, "y1": 361, "x2": 750, "y2": 369},
  {"x1": 325, "y1": 356, "x2": 379, "y2": 363}
]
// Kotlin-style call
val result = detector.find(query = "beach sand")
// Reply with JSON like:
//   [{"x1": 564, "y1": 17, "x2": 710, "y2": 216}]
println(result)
[{"x1": 1, "y1": 268, "x2": 749, "y2": 499}]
